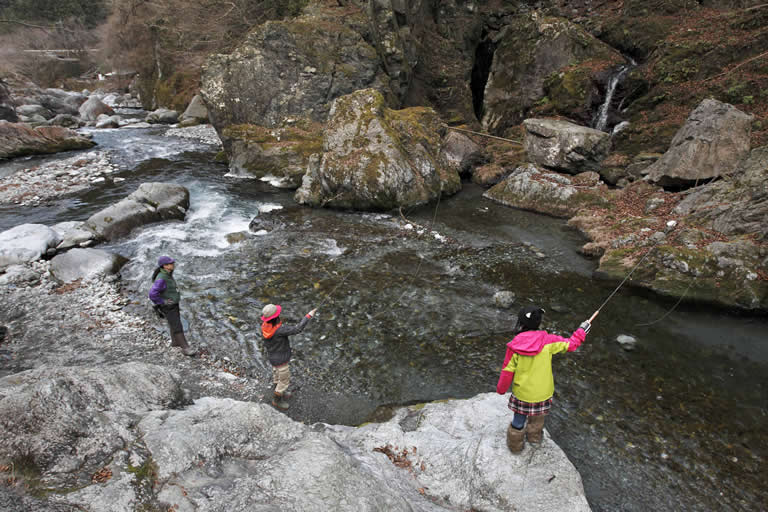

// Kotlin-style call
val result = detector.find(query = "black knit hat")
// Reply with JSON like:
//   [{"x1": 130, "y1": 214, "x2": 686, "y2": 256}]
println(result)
[{"x1": 516, "y1": 305, "x2": 545, "y2": 331}]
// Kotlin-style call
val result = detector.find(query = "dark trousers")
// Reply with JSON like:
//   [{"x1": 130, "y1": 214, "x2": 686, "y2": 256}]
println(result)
[{"x1": 161, "y1": 303, "x2": 184, "y2": 334}]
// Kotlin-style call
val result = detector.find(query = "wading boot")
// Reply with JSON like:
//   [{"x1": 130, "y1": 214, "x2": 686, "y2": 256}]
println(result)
[
  {"x1": 272, "y1": 392, "x2": 289, "y2": 410},
  {"x1": 526, "y1": 415, "x2": 546, "y2": 444},
  {"x1": 506, "y1": 424, "x2": 525, "y2": 454},
  {"x1": 171, "y1": 332, "x2": 197, "y2": 357}
]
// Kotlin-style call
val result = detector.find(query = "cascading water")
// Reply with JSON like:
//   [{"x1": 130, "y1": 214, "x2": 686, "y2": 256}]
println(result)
[{"x1": 594, "y1": 62, "x2": 634, "y2": 132}]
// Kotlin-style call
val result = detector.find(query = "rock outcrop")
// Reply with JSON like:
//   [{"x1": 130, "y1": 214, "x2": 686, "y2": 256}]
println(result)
[
  {"x1": 482, "y1": 12, "x2": 623, "y2": 135},
  {"x1": 0, "y1": 224, "x2": 61, "y2": 270},
  {"x1": 674, "y1": 146, "x2": 768, "y2": 241},
  {"x1": 643, "y1": 99, "x2": 753, "y2": 187},
  {"x1": 0, "y1": 122, "x2": 95, "y2": 159},
  {"x1": 201, "y1": 5, "x2": 389, "y2": 130},
  {"x1": 523, "y1": 118, "x2": 612, "y2": 174},
  {"x1": 0, "y1": 359, "x2": 589, "y2": 512},
  {"x1": 83, "y1": 183, "x2": 190, "y2": 241},
  {"x1": 295, "y1": 89, "x2": 461, "y2": 211}
]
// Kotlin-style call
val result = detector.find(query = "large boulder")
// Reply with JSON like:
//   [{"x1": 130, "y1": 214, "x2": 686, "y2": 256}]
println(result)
[
  {"x1": 0, "y1": 363, "x2": 183, "y2": 478},
  {"x1": 49, "y1": 248, "x2": 128, "y2": 283},
  {"x1": 78, "y1": 96, "x2": 114, "y2": 122},
  {"x1": 0, "y1": 122, "x2": 95, "y2": 159},
  {"x1": 674, "y1": 146, "x2": 768, "y2": 241},
  {"x1": 134, "y1": 394, "x2": 589, "y2": 512},
  {"x1": 0, "y1": 224, "x2": 61, "y2": 270},
  {"x1": 178, "y1": 94, "x2": 209, "y2": 124},
  {"x1": 484, "y1": 164, "x2": 607, "y2": 218},
  {"x1": 0, "y1": 80, "x2": 17, "y2": 122},
  {"x1": 440, "y1": 130, "x2": 485, "y2": 176},
  {"x1": 220, "y1": 122, "x2": 323, "y2": 186},
  {"x1": 201, "y1": 6, "x2": 389, "y2": 130},
  {"x1": 482, "y1": 12, "x2": 623, "y2": 135},
  {"x1": 295, "y1": 89, "x2": 461, "y2": 211},
  {"x1": 83, "y1": 182, "x2": 190, "y2": 241},
  {"x1": 643, "y1": 99, "x2": 753, "y2": 187},
  {"x1": 95, "y1": 114, "x2": 122, "y2": 129},
  {"x1": 523, "y1": 118, "x2": 612, "y2": 174}
]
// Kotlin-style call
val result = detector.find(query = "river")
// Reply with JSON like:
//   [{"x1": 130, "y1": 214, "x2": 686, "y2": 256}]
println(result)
[{"x1": 1, "y1": 123, "x2": 765, "y2": 511}]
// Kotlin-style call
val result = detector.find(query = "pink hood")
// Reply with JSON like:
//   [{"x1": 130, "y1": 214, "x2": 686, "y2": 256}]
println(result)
[{"x1": 506, "y1": 330, "x2": 551, "y2": 356}]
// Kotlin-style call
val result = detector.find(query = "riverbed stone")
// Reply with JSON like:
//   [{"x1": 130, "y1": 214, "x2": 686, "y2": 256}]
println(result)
[
  {"x1": 83, "y1": 182, "x2": 190, "y2": 241},
  {"x1": 146, "y1": 108, "x2": 179, "y2": 124},
  {"x1": 493, "y1": 290, "x2": 517, "y2": 309},
  {"x1": 0, "y1": 264, "x2": 40, "y2": 286},
  {"x1": 643, "y1": 99, "x2": 753, "y2": 187},
  {"x1": 295, "y1": 89, "x2": 461, "y2": 211},
  {"x1": 78, "y1": 96, "x2": 114, "y2": 122},
  {"x1": 49, "y1": 248, "x2": 128, "y2": 283},
  {"x1": 95, "y1": 114, "x2": 122, "y2": 129},
  {"x1": 616, "y1": 334, "x2": 637, "y2": 351},
  {"x1": 440, "y1": 130, "x2": 485, "y2": 176},
  {"x1": 52, "y1": 221, "x2": 96, "y2": 250},
  {"x1": 0, "y1": 224, "x2": 61, "y2": 270},
  {"x1": 46, "y1": 113, "x2": 82, "y2": 128},
  {"x1": 0, "y1": 122, "x2": 95, "y2": 159},
  {"x1": 523, "y1": 118, "x2": 612, "y2": 174},
  {"x1": 16, "y1": 104, "x2": 52, "y2": 119},
  {"x1": 484, "y1": 163, "x2": 608, "y2": 218}
]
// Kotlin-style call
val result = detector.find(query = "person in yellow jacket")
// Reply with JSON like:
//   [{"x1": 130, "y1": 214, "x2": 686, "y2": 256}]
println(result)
[{"x1": 496, "y1": 305, "x2": 594, "y2": 453}]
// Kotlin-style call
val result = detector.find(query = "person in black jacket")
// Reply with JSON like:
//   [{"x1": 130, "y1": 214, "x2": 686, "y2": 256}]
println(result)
[{"x1": 260, "y1": 303, "x2": 316, "y2": 410}]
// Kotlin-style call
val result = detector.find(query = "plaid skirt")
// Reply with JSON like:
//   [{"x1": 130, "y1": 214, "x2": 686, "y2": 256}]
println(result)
[{"x1": 507, "y1": 394, "x2": 552, "y2": 416}]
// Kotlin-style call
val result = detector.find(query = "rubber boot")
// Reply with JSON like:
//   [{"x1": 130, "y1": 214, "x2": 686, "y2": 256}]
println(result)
[
  {"x1": 171, "y1": 332, "x2": 197, "y2": 357},
  {"x1": 506, "y1": 424, "x2": 525, "y2": 454},
  {"x1": 526, "y1": 415, "x2": 546, "y2": 444},
  {"x1": 272, "y1": 392, "x2": 289, "y2": 410}
]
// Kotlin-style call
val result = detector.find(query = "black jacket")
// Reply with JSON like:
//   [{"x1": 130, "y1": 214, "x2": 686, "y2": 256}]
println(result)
[{"x1": 263, "y1": 316, "x2": 310, "y2": 367}]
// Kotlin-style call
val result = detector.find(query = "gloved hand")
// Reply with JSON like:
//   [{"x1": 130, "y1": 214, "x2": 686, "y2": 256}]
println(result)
[
  {"x1": 152, "y1": 304, "x2": 166, "y2": 319},
  {"x1": 307, "y1": 308, "x2": 318, "y2": 318},
  {"x1": 164, "y1": 298, "x2": 176, "y2": 305},
  {"x1": 579, "y1": 320, "x2": 591, "y2": 334}
]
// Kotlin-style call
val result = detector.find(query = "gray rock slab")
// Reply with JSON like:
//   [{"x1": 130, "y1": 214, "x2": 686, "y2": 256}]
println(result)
[
  {"x1": 83, "y1": 182, "x2": 190, "y2": 241},
  {"x1": 49, "y1": 248, "x2": 128, "y2": 283},
  {"x1": 0, "y1": 363, "x2": 183, "y2": 476},
  {"x1": 0, "y1": 223, "x2": 61, "y2": 269},
  {"x1": 138, "y1": 394, "x2": 589, "y2": 512},
  {"x1": 523, "y1": 118, "x2": 611, "y2": 174},
  {"x1": 95, "y1": 114, "x2": 122, "y2": 129}
]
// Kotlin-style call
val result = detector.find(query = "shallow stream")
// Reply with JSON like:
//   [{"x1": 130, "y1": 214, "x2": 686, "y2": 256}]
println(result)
[{"x1": 1, "y1": 125, "x2": 765, "y2": 511}]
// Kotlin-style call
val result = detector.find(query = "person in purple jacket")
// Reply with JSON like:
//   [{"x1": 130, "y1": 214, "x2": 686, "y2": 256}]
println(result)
[{"x1": 149, "y1": 256, "x2": 196, "y2": 356}]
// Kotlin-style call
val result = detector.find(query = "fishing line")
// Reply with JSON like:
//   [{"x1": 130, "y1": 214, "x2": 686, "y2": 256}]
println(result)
[{"x1": 635, "y1": 278, "x2": 694, "y2": 327}]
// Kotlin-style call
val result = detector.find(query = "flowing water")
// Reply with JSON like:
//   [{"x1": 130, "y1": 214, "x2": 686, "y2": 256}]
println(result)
[{"x1": 1, "y1": 126, "x2": 765, "y2": 511}]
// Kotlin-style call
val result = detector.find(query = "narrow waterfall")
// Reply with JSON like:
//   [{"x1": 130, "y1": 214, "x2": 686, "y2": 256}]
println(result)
[{"x1": 594, "y1": 64, "x2": 632, "y2": 132}]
